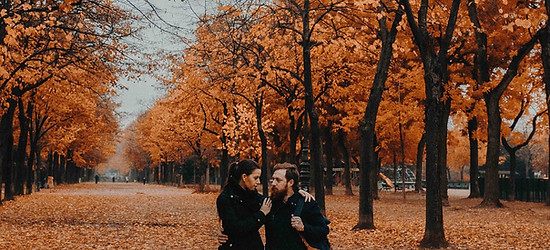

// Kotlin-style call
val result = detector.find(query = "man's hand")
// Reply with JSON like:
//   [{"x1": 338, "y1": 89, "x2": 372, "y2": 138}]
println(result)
[
  {"x1": 218, "y1": 232, "x2": 228, "y2": 245},
  {"x1": 291, "y1": 215, "x2": 305, "y2": 231}
]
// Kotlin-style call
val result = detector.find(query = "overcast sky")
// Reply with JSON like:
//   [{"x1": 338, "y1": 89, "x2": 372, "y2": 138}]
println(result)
[{"x1": 114, "y1": 0, "x2": 216, "y2": 129}]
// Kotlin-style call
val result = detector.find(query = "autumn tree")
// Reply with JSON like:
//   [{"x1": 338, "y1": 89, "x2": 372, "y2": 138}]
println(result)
[
  {"x1": 465, "y1": 0, "x2": 547, "y2": 207},
  {"x1": 400, "y1": 0, "x2": 462, "y2": 246},
  {"x1": 0, "y1": 0, "x2": 134, "y2": 200},
  {"x1": 540, "y1": 0, "x2": 550, "y2": 206}
]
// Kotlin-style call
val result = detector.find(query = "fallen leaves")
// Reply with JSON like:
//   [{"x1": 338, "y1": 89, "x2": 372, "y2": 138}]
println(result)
[
  {"x1": 325, "y1": 190, "x2": 550, "y2": 249},
  {"x1": 0, "y1": 183, "x2": 220, "y2": 249},
  {"x1": 0, "y1": 184, "x2": 549, "y2": 249}
]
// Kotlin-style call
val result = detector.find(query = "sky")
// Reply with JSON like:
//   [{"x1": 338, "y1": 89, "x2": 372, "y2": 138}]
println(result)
[
  {"x1": 114, "y1": 0, "x2": 216, "y2": 129},
  {"x1": 99, "y1": 0, "x2": 213, "y2": 174}
]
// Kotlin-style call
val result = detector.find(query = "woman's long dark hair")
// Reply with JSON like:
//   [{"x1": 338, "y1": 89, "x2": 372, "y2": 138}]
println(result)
[{"x1": 224, "y1": 159, "x2": 260, "y2": 188}]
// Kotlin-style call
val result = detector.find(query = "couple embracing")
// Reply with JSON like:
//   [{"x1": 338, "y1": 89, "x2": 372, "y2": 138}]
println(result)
[{"x1": 216, "y1": 159, "x2": 330, "y2": 250}]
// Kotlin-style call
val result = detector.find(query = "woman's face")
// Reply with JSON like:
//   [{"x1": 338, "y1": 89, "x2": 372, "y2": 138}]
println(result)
[{"x1": 242, "y1": 169, "x2": 261, "y2": 191}]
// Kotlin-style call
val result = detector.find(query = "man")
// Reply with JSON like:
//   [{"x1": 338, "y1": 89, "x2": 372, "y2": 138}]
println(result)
[
  {"x1": 266, "y1": 163, "x2": 329, "y2": 249},
  {"x1": 218, "y1": 163, "x2": 330, "y2": 250}
]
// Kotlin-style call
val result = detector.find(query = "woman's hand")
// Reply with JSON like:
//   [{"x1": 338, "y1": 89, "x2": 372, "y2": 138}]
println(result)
[
  {"x1": 260, "y1": 197, "x2": 272, "y2": 215},
  {"x1": 298, "y1": 189, "x2": 315, "y2": 202}
]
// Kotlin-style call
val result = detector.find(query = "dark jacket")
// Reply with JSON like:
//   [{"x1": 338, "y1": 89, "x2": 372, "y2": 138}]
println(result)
[
  {"x1": 217, "y1": 182, "x2": 266, "y2": 250},
  {"x1": 265, "y1": 192, "x2": 329, "y2": 250}
]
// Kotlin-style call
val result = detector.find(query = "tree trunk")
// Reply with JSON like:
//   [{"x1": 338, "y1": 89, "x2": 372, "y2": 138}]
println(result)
[
  {"x1": 415, "y1": 134, "x2": 426, "y2": 191},
  {"x1": 439, "y1": 100, "x2": 451, "y2": 206},
  {"x1": 30, "y1": 144, "x2": 39, "y2": 193},
  {"x1": 199, "y1": 159, "x2": 206, "y2": 192},
  {"x1": 399, "y1": 118, "x2": 406, "y2": 200},
  {"x1": 14, "y1": 98, "x2": 30, "y2": 196},
  {"x1": 220, "y1": 147, "x2": 229, "y2": 188},
  {"x1": 338, "y1": 129, "x2": 353, "y2": 196},
  {"x1": 59, "y1": 154, "x2": 66, "y2": 184},
  {"x1": 301, "y1": 0, "x2": 325, "y2": 214},
  {"x1": 324, "y1": 126, "x2": 334, "y2": 195},
  {"x1": 542, "y1": 22, "x2": 550, "y2": 206},
  {"x1": 477, "y1": 15, "x2": 540, "y2": 207},
  {"x1": 289, "y1": 109, "x2": 302, "y2": 164},
  {"x1": 508, "y1": 153, "x2": 517, "y2": 201},
  {"x1": 481, "y1": 93, "x2": 504, "y2": 207},
  {"x1": 255, "y1": 96, "x2": 269, "y2": 196},
  {"x1": 401, "y1": 0, "x2": 461, "y2": 245},
  {"x1": 27, "y1": 102, "x2": 36, "y2": 194},
  {"x1": 356, "y1": 123, "x2": 375, "y2": 229},
  {"x1": 393, "y1": 152, "x2": 397, "y2": 192},
  {"x1": 353, "y1": 6, "x2": 405, "y2": 226},
  {"x1": 467, "y1": 116, "x2": 481, "y2": 198},
  {"x1": 1, "y1": 98, "x2": 17, "y2": 201},
  {"x1": 373, "y1": 149, "x2": 381, "y2": 200},
  {"x1": 421, "y1": 84, "x2": 446, "y2": 247},
  {"x1": 53, "y1": 152, "x2": 59, "y2": 186},
  {"x1": 46, "y1": 151, "x2": 53, "y2": 185}
]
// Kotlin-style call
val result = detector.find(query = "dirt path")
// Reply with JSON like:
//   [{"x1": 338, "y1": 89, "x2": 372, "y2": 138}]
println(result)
[{"x1": 0, "y1": 183, "x2": 219, "y2": 249}]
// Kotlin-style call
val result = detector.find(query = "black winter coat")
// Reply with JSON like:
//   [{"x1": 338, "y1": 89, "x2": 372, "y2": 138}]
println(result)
[
  {"x1": 265, "y1": 192, "x2": 329, "y2": 250},
  {"x1": 217, "y1": 183, "x2": 266, "y2": 250}
]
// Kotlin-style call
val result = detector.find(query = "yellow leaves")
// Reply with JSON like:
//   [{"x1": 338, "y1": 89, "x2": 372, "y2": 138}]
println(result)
[
  {"x1": 513, "y1": 18, "x2": 531, "y2": 29},
  {"x1": 21, "y1": 3, "x2": 32, "y2": 11}
]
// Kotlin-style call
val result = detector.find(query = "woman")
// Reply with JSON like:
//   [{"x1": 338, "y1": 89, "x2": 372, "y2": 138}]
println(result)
[{"x1": 216, "y1": 159, "x2": 271, "y2": 250}]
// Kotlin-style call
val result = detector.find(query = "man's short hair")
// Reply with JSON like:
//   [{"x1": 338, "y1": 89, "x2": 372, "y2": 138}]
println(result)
[{"x1": 273, "y1": 162, "x2": 300, "y2": 191}]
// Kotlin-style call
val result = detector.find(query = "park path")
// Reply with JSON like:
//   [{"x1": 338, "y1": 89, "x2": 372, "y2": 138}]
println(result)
[
  {"x1": 0, "y1": 182, "x2": 220, "y2": 249},
  {"x1": 1, "y1": 183, "x2": 550, "y2": 249}
]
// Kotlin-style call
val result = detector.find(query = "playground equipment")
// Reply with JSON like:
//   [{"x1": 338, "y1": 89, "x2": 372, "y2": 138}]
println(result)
[
  {"x1": 379, "y1": 167, "x2": 416, "y2": 190},
  {"x1": 379, "y1": 172, "x2": 394, "y2": 189}
]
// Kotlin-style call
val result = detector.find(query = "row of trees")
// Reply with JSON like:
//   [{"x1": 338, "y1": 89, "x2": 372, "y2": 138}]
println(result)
[
  {"x1": 124, "y1": 0, "x2": 550, "y2": 248},
  {"x1": 0, "y1": 0, "x2": 135, "y2": 202}
]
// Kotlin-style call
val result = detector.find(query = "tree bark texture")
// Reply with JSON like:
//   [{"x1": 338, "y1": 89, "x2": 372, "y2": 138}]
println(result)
[
  {"x1": 467, "y1": 116, "x2": 481, "y2": 198},
  {"x1": 541, "y1": 20, "x2": 550, "y2": 206},
  {"x1": 301, "y1": 0, "x2": 325, "y2": 214},
  {"x1": 14, "y1": 98, "x2": 30, "y2": 195},
  {"x1": 415, "y1": 134, "x2": 425, "y2": 191},
  {"x1": 355, "y1": 5, "x2": 403, "y2": 229},
  {"x1": 439, "y1": 100, "x2": 451, "y2": 206},
  {"x1": 338, "y1": 129, "x2": 353, "y2": 196},
  {"x1": 324, "y1": 125, "x2": 334, "y2": 195},
  {"x1": 1, "y1": 98, "x2": 17, "y2": 201},
  {"x1": 401, "y1": 0, "x2": 462, "y2": 246},
  {"x1": 255, "y1": 96, "x2": 270, "y2": 196}
]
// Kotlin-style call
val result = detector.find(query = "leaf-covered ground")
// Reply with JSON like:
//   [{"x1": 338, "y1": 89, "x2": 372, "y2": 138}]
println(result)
[{"x1": 0, "y1": 183, "x2": 548, "y2": 249}]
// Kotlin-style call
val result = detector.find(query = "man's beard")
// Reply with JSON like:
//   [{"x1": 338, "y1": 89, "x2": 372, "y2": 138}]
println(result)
[{"x1": 270, "y1": 186, "x2": 287, "y2": 201}]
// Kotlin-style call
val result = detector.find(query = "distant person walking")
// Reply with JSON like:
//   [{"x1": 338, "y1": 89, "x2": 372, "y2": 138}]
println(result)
[
  {"x1": 95, "y1": 175, "x2": 99, "y2": 184},
  {"x1": 112, "y1": 177, "x2": 115, "y2": 183},
  {"x1": 143, "y1": 177, "x2": 146, "y2": 185}
]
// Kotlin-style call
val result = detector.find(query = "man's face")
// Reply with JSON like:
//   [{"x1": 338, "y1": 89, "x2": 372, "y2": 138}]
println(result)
[{"x1": 270, "y1": 169, "x2": 289, "y2": 201}]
